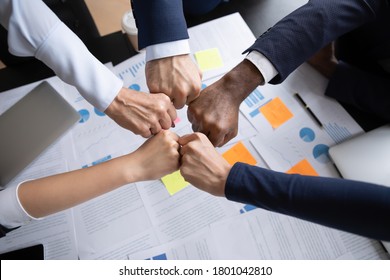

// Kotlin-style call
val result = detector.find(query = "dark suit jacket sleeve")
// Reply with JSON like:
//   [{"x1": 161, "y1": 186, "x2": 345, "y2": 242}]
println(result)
[
  {"x1": 325, "y1": 61, "x2": 390, "y2": 122},
  {"x1": 245, "y1": 0, "x2": 387, "y2": 84},
  {"x1": 225, "y1": 162, "x2": 390, "y2": 241},
  {"x1": 132, "y1": 0, "x2": 189, "y2": 50}
]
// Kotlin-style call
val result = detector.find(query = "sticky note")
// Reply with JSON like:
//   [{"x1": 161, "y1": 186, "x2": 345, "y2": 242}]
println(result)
[
  {"x1": 260, "y1": 97, "x2": 293, "y2": 128},
  {"x1": 222, "y1": 141, "x2": 257, "y2": 166},
  {"x1": 194, "y1": 48, "x2": 223, "y2": 71},
  {"x1": 286, "y1": 159, "x2": 318, "y2": 176},
  {"x1": 161, "y1": 170, "x2": 189, "y2": 195}
]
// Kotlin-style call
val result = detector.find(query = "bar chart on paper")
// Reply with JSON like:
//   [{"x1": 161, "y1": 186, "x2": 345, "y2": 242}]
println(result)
[
  {"x1": 323, "y1": 122, "x2": 354, "y2": 144},
  {"x1": 243, "y1": 89, "x2": 268, "y2": 118},
  {"x1": 115, "y1": 55, "x2": 148, "y2": 91},
  {"x1": 117, "y1": 59, "x2": 145, "y2": 80}
]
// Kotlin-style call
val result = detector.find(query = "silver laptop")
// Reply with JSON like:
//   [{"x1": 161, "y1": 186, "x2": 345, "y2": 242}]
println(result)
[
  {"x1": 0, "y1": 81, "x2": 80, "y2": 187},
  {"x1": 329, "y1": 124, "x2": 390, "y2": 253}
]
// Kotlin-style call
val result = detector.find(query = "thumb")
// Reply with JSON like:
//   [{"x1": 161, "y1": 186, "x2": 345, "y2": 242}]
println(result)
[{"x1": 178, "y1": 133, "x2": 200, "y2": 146}]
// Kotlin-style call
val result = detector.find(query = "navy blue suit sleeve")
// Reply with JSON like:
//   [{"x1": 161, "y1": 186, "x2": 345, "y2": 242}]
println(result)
[
  {"x1": 245, "y1": 0, "x2": 386, "y2": 84},
  {"x1": 226, "y1": 162, "x2": 390, "y2": 241},
  {"x1": 132, "y1": 0, "x2": 189, "y2": 49},
  {"x1": 325, "y1": 61, "x2": 390, "y2": 122}
]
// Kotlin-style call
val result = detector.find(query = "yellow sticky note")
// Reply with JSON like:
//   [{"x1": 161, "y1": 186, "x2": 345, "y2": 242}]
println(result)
[
  {"x1": 223, "y1": 141, "x2": 257, "y2": 166},
  {"x1": 286, "y1": 159, "x2": 318, "y2": 176},
  {"x1": 260, "y1": 97, "x2": 293, "y2": 128},
  {"x1": 161, "y1": 170, "x2": 189, "y2": 195},
  {"x1": 194, "y1": 48, "x2": 223, "y2": 71}
]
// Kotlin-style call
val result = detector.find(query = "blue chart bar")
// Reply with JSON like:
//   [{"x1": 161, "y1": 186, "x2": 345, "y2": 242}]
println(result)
[
  {"x1": 92, "y1": 155, "x2": 112, "y2": 166},
  {"x1": 323, "y1": 123, "x2": 352, "y2": 143},
  {"x1": 152, "y1": 253, "x2": 168, "y2": 260},
  {"x1": 244, "y1": 88, "x2": 264, "y2": 108},
  {"x1": 248, "y1": 99, "x2": 272, "y2": 118},
  {"x1": 249, "y1": 108, "x2": 260, "y2": 117},
  {"x1": 240, "y1": 204, "x2": 257, "y2": 214},
  {"x1": 82, "y1": 155, "x2": 112, "y2": 168},
  {"x1": 118, "y1": 60, "x2": 146, "y2": 79}
]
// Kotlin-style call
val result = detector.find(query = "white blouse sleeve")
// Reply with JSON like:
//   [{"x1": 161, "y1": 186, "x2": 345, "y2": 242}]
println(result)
[
  {"x1": 0, "y1": 0, "x2": 123, "y2": 111},
  {"x1": 0, "y1": 182, "x2": 41, "y2": 229}
]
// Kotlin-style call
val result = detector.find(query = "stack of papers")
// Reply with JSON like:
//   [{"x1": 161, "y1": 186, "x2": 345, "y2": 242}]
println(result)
[{"x1": 0, "y1": 13, "x2": 387, "y2": 260}]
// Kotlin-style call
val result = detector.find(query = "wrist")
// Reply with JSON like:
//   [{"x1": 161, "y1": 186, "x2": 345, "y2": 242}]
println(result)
[
  {"x1": 104, "y1": 87, "x2": 126, "y2": 116},
  {"x1": 115, "y1": 153, "x2": 142, "y2": 185},
  {"x1": 223, "y1": 60, "x2": 264, "y2": 104},
  {"x1": 217, "y1": 162, "x2": 232, "y2": 197}
]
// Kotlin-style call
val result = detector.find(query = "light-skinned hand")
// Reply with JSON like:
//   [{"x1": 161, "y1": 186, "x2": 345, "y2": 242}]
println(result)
[
  {"x1": 179, "y1": 132, "x2": 231, "y2": 196},
  {"x1": 130, "y1": 130, "x2": 180, "y2": 182},
  {"x1": 105, "y1": 87, "x2": 177, "y2": 138},
  {"x1": 145, "y1": 54, "x2": 202, "y2": 109}
]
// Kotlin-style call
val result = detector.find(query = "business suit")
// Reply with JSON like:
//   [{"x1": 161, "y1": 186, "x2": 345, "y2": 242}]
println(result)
[
  {"x1": 245, "y1": 0, "x2": 390, "y2": 121},
  {"x1": 132, "y1": 0, "x2": 222, "y2": 50},
  {"x1": 133, "y1": 0, "x2": 390, "y2": 121},
  {"x1": 135, "y1": 0, "x2": 390, "y2": 241},
  {"x1": 227, "y1": 163, "x2": 390, "y2": 241}
]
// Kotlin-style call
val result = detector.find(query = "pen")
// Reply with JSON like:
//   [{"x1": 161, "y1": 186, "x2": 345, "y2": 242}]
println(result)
[{"x1": 294, "y1": 93, "x2": 323, "y2": 127}]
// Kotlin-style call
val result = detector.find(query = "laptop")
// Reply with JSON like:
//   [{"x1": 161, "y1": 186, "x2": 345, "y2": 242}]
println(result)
[
  {"x1": 0, "y1": 81, "x2": 80, "y2": 187},
  {"x1": 328, "y1": 124, "x2": 390, "y2": 253}
]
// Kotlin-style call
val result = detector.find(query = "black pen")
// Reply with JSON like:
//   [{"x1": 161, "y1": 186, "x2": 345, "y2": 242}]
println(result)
[{"x1": 294, "y1": 93, "x2": 323, "y2": 127}]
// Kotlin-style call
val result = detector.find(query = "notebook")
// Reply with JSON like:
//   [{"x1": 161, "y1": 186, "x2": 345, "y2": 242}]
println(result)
[
  {"x1": 328, "y1": 124, "x2": 390, "y2": 253},
  {"x1": 0, "y1": 81, "x2": 80, "y2": 187}
]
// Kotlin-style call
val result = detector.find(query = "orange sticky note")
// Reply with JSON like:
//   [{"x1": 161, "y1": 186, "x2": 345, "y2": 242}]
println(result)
[
  {"x1": 223, "y1": 142, "x2": 257, "y2": 166},
  {"x1": 260, "y1": 97, "x2": 293, "y2": 128},
  {"x1": 286, "y1": 159, "x2": 318, "y2": 176}
]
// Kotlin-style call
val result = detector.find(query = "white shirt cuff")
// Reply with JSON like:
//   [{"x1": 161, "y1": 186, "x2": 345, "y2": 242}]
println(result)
[
  {"x1": 145, "y1": 39, "x2": 191, "y2": 62},
  {"x1": 0, "y1": 181, "x2": 41, "y2": 229},
  {"x1": 245, "y1": 51, "x2": 278, "y2": 84}
]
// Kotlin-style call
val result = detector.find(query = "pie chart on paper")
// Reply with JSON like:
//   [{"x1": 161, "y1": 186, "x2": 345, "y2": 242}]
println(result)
[
  {"x1": 299, "y1": 127, "x2": 315, "y2": 142},
  {"x1": 313, "y1": 144, "x2": 330, "y2": 164}
]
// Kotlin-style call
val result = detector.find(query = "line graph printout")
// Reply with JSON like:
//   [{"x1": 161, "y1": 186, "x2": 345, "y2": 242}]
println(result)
[
  {"x1": 61, "y1": 84, "x2": 143, "y2": 168},
  {"x1": 3, "y1": 13, "x2": 385, "y2": 261},
  {"x1": 282, "y1": 63, "x2": 363, "y2": 140},
  {"x1": 242, "y1": 62, "x2": 364, "y2": 178},
  {"x1": 250, "y1": 121, "x2": 340, "y2": 177}
]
